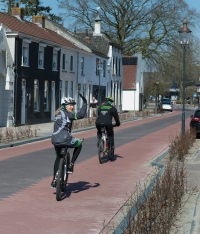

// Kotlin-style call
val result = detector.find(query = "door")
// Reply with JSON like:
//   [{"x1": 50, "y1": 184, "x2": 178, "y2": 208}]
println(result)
[
  {"x1": 21, "y1": 79, "x2": 26, "y2": 125},
  {"x1": 51, "y1": 81, "x2": 55, "y2": 121}
]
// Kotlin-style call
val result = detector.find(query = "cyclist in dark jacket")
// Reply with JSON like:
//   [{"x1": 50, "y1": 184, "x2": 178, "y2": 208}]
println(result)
[
  {"x1": 96, "y1": 96, "x2": 120, "y2": 156},
  {"x1": 51, "y1": 93, "x2": 87, "y2": 188}
]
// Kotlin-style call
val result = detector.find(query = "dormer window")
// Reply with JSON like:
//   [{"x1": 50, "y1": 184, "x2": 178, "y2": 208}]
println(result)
[
  {"x1": 38, "y1": 43, "x2": 46, "y2": 69},
  {"x1": 22, "y1": 39, "x2": 31, "y2": 66}
]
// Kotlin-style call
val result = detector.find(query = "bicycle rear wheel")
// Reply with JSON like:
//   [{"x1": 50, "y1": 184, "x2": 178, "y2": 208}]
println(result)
[
  {"x1": 61, "y1": 152, "x2": 70, "y2": 192},
  {"x1": 56, "y1": 158, "x2": 64, "y2": 201},
  {"x1": 98, "y1": 139, "x2": 105, "y2": 164},
  {"x1": 108, "y1": 145, "x2": 115, "y2": 161}
]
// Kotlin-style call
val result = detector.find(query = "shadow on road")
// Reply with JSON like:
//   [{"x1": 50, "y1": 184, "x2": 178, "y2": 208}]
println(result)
[
  {"x1": 111, "y1": 154, "x2": 123, "y2": 162},
  {"x1": 55, "y1": 181, "x2": 100, "y2": 200}
]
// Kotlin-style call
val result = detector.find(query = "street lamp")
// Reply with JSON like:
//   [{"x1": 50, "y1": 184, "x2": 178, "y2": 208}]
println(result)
[
  {"x1": 155, "y1": 80, "x2": 159, "y2": 114},
  {"x1": 194, "y1": 88, "x2": 197, "y2": 108},
  {"x1": 96, "y1": 59, "x2": 103, "y2": 104},
  {"x1": 178, "y1": 20, "x2": 192, "y2": 135}
]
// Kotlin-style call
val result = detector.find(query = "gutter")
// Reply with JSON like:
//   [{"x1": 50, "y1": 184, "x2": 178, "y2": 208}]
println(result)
[{"x1": 13, "y1": 36, "x2": 19, "y2": 127}]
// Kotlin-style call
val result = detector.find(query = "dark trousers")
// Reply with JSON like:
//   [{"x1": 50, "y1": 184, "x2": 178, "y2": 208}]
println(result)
[
  {"x1": 53, "y1": 145, "x2": 82, "y2": 178},
  {"x1": 96, "y1": 123, "x2": 114, "y2": 149}
]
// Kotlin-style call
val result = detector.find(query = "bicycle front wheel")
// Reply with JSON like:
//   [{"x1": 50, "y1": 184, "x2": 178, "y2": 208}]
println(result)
[
  {"x1": 98, "y1": 139, "x2": 105, "y2": 164},
  {"x1": 56, "y1": 158, "x2": 64, "y2": 201}
]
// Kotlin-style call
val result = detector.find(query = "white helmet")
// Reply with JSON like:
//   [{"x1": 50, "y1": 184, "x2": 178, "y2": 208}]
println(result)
[{"x1": 61, "y1": 97, "x2": 76, "y2": 105}]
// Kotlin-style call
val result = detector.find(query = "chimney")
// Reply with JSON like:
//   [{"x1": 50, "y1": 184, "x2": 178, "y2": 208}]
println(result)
[
  {"x1": 93, "y1": 12, "x2": 102, "y2": 36},
  {"x1": 84, "y1": 29, "x2": 90, "y2": 44},
  {"x1": 32, "y1": 15, "x2": 45, "y2": 28},
  {"x1": 11, "y1": 6, "x2": 24, "y2": 20}
]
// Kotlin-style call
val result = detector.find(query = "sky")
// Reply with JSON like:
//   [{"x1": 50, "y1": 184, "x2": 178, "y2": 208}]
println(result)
[
  {"x1": 0, "y1": 0, "x2": 200, "y2": 38},
  {"x1": 43, "y1": 0, "x2": 200, "y2": 38}
]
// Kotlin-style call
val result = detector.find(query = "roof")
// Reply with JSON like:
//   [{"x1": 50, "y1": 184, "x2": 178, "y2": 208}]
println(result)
[
  {"x1": 0, "y1": 12, "x2": 79, "y2": 49},
  {"x1": 45, "y1": 18, "x2": 108, "y2": 58},
  {"x1": 122, "y1": 56, "x2": 137, "y2": 89}
]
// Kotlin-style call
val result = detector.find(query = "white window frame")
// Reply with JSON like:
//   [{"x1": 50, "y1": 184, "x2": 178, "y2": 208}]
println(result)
[
  {"x1": 34, "y1": 79, "x2": 39, "y2": 112},
  {"x1": 62, "y1": 53, "x2": 66, "y2": 71},
  {"x1": 81, "y1": 57, "x2": 84, "y2": 75},
  {"x1": 71, "y1": 81, "x2": 73, "y2": 97},
  {"x1": 22, "y1": 39, "x2": 31, "y2": 66},
  {"x1": 52, "y1": 51, "x2": 58, "y2": 71},
  {"x1": 70, "y1": 55, "x2": 74, "y2": 72},
  {"x1": 38, "y1": 43, "x2": 46, "y2": 69},
  {"x1": 44, "y1": 80, "x2": 49, "y2": 111},
  {"x1": 52, "y1": 47, "x2": 59, "y2": 71},
  {"x1": 65, "y1": 81, "x2": 68, "y2": 97}
]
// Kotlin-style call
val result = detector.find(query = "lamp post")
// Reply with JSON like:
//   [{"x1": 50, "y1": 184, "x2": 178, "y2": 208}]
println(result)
[
  {"x1": 194, "y1": 88, "x2": 197, "y2": 108},
  {"x1": 178, "y1": 20, "x2": 192, "y2": 135},
  {"x1": 96, "y1": 59, "x2": 103, "y2": 105},
  {"x1": 155, "y1": 80, "x2": 159, "y2": 114}
]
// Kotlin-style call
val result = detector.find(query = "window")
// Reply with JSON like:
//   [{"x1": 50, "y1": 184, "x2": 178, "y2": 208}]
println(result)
[
  {"x1": 119, "y1": 58, "x2": 121, "y2": 76},
  {"x1": 34, "y1": 79, "x2": 39, "y2": 112},
  {"x1": 62, "y1": 53, "x2": 66, "y2": 70},
  {"x1": 60, "y1": 81, "x2": 62, "y2": 101},
  {"x1": 83, "y1": 84, "x2": 86, "y2": 103},
  {"x1": 44, "y1": 80, "x2": 49, "y2": 111},
  {"x1": 96, "y1": 58, "x2": 99, "y2": 75},
  {"x1": 116, "y1": 57, "x2": 118, "y2": 75},
  {"x1": 65, "y1": 81, "x2": 68, "y2": 97},
  {"x1": 70, "y1": 55, "x2": 74, "y2": 71},
  {"x1": 71, "y1": 81, "x2": 73, "y2": 97},
  {"x1": 52, "y1": 50, "x2": 58, "y2": 70},
  {"x1": 38, "y1": 48, "x2": 44, "y2": 69},
  {"x1": 22, "y1": 43, "x2": 29, "y2": 66},
  {"x1": 81, "y1": 57, "x2": 84, "y2": 75},
  {"x1": 103, "y1": 60, "x2": 106, "y2": 77},
  {"x1": 112, "y1": 57, "x2": 115, "y2": 75},
  {"x1": 22, "y1": 39, "x2": 31, "y2": 66}
]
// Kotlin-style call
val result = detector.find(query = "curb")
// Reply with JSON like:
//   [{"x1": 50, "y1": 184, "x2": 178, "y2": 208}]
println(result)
[{"x1": 112, "y1": 150, "x2": 168, "y2": 234}]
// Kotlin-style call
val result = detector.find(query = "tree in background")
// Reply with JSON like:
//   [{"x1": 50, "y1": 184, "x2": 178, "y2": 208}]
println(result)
[
  {"x1": 0, "y1": 0, "x2": 15, "y2": 13},
  {"x1": 0, "y1": 0, "x2": 63, "y2": 24},
  {"x1": 57, "y1": 0, "x2": 200, "y2": 61}
]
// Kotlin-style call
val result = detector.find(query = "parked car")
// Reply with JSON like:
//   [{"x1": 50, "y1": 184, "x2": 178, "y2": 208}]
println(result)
[
  {"x1": 190, "y1": 108, "x2": 200, "y2": 136},
  {"x1": 161, "y1": 100, "x2": 173, "y2": 112}
]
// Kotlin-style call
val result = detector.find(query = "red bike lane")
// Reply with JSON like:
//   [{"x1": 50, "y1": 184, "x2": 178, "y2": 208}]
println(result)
[{"x1": 0, "y1": 111, "x2": 190, "y2": 234}]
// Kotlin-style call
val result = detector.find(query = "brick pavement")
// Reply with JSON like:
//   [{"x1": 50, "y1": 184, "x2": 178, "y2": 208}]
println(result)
[{"x1": 0, "y1": 110, "x2": 190, "y2": 234}]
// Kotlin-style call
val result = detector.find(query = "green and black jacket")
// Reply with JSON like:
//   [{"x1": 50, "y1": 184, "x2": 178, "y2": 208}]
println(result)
[{"x1": 96, "y1": 103, "x2": 120, "y2": 126}]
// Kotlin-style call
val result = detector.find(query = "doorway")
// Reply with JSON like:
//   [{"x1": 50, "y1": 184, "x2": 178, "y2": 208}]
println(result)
[{"x1": 51, "y1": 81, "x2": 55, "y2": 121}]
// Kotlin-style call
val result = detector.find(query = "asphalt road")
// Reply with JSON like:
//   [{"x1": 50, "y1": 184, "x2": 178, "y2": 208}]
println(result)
[{"x1": 0, "y1": 108, "x2": 194, "y2": 200}]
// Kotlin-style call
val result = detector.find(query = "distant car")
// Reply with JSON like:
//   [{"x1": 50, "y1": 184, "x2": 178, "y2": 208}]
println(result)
[
  {"x1": 161, "y1": 101, "x2": 173, "y2": 112},
  {"x1": 162, "y1": 98, "x2": 173, "y2": 105},
  {"x1": 190, "y1": 108, "x2": 200, "y2": 136}
]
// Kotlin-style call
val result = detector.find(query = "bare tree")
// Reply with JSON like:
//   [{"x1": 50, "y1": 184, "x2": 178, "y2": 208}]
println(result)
[{"x1": 57, "y1": 0, "x2": 200, "y2": 60}]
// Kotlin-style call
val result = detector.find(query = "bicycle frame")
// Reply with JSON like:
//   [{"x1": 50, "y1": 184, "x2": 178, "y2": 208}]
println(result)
[{"x1": 101, "y1": 127, "x2": 108, "y2": 153}]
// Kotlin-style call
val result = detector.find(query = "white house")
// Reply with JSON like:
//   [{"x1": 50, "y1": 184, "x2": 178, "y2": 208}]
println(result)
[{"x1": 122, "y1": 54, "x2": 144, "y2": 111}]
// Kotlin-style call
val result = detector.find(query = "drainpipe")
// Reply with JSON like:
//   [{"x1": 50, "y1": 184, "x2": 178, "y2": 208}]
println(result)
[
  {"x1": 13, "y1": 37, "x2": 18, "y2": 127},
  {"x1": 76, "y1": 52, "x2": 79, "y2": 112}
]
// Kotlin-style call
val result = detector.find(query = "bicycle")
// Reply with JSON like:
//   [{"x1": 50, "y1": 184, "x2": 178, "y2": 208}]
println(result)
[
  {"x1": 98, "y1": 125, "x2": 116, "y2": 164},
  {"x1": 55, "y1": 147, "x2": 70, "y2": 201}
]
